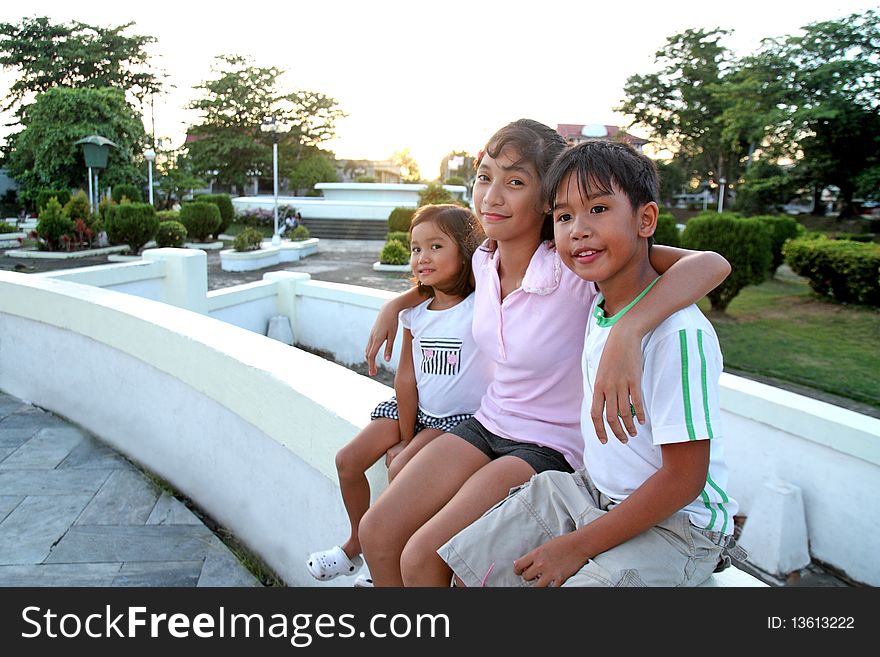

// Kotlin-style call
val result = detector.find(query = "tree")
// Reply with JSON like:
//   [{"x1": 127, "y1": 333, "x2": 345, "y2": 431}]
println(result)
[
  {"x1": 4, "y1": 87, "x2": 147, "y2": 206},
  {"x1": 440, "y1": 150, "x2": 476, "y2": 188},
  {"x1": 654, "y1": 159, "x2": 688, "y2": 208},
  {"x1": 733, "y1": 159, "x2": 794, "y2": 216},
  {"x1": 618, "y1": 29, "x2": 746, "y2": 205},
  {"x1": 287, "y1": 152, "x2": 338, "y2": 196},
  {"x1": 392, "y1": 148, "x2": 421, "y2": 182},
  {"x1": 0, "y1": 16, "x2": 162, "y2": 113},
  {"x1": 721, "y1": 11, "x2": 880, "y2": 218},
  {"x1": 186, "y1": 55, "x2": 345, "y2": 194},
  {"x1": 155, "y1": 150, "x2": 206, "y2": 210}
]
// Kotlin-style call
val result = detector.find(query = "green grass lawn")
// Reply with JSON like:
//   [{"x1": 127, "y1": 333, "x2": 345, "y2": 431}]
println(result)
[
  {"x1": 698, "y1": 271, "x2": 880, "y2": 410},
  {"x1": 224, "y1": 222, "x2": 274, "y2": 238}
]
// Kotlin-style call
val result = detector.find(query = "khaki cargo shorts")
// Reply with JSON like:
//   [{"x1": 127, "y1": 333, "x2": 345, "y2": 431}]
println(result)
[{"x1": 438, "y1": 469, "x2": 729, "y2": 587}]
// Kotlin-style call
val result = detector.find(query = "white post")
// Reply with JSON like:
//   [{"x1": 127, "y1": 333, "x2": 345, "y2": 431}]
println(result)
[
  {"x1": 717, "y1": 178, "x2": 727, "y2": 213},
  {"x1": 272, "y1": 139, "x2": 280, "y2": 246},
  {"x1": 147, "y1": 160, "x2": 154, "y2": 206},
  {"x1": 87, "y1": 166, "x2": 95, "y2": 215}
]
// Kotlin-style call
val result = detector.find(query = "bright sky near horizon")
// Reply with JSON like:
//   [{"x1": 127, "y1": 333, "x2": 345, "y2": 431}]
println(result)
[{"x1": 1, "y1": 0, "x2": 876, "y2": 179}]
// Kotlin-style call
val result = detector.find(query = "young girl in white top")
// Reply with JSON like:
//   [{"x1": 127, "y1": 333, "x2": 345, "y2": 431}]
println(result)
[{"x1": 307, "y1": 204, "x2": 491, "y2": 583}]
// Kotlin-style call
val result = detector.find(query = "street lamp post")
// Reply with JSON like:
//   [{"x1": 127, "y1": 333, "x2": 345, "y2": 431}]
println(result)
[
  {"x1": 144, "y1": 148, "x2": 156, "y2": 207},
  {"x1": 260, "y1": 118, "x2": 281, "y2": 246},
  {"x1": 717, "y1": 177, "x2": 727, "y2": 213}
]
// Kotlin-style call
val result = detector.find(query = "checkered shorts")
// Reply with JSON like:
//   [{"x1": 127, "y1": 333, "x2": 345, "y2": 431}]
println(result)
[{"x1": 370, "y1": 397, "x2": 472, "y2": 434}]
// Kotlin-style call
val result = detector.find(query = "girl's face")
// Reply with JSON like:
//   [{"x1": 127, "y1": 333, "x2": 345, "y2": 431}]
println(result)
[
  {"x1": 410, "y1": 220, "x2": 462, "y2": 292},
  {"x1": 473, "y1": 146, "x2": 545, "y2": 244}
]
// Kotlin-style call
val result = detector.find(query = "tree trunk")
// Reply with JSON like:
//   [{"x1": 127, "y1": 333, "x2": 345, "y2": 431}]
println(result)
[{"x1": 811, "y1": 185, "x2": 823, "y2": 216}]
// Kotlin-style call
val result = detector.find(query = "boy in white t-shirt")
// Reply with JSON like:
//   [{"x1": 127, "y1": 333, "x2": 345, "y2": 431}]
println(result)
[{"x1": 439, "y1": 140, "x2": 741, "y2": 587}]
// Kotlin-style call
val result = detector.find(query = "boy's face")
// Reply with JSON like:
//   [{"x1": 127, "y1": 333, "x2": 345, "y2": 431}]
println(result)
[{"x1": 552, "y1": 172, "x2": 657, "y2": 284}]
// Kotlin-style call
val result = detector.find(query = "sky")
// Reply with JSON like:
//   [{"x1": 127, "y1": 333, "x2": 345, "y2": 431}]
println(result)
[{"x1": 1, "y1": 0, "x2": 876, "y2": 179}]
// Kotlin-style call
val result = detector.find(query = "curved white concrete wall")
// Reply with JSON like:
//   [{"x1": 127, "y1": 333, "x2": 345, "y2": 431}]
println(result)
[
  {"x1": 4, "y1": 255, "x2": 880, "y2": 585},
  {"x1": 0, "y1": 271, "x2": 392, "y2": 586}
]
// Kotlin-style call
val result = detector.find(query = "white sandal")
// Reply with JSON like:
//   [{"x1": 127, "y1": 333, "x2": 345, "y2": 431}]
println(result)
[{"x1": 307, "y1": 546, "x2": 363, "y2": 581}]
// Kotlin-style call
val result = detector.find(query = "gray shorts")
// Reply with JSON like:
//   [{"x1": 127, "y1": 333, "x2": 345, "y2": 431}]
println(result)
[
  {"x1": 371, "y1": 398, "x2": 472, "y2": 434},
  {"x1": 439, "y1": 469, "x2": 728, "y2": 587},
  {"x1": 450, "y1": 416, "x2": 573, "y2": 475}
]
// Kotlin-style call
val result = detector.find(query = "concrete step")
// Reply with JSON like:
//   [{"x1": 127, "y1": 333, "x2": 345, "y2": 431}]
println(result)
[{"x1": 301, "y1": 219, "x2": 389, "y2": 240}]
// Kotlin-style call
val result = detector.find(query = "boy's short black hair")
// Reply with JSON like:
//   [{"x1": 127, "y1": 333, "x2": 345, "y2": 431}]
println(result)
[{"x1": 543, "y1": 140, "x2": 659, "y2": 213}]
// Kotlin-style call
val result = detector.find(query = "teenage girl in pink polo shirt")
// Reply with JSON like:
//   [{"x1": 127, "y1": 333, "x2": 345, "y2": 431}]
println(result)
[{"x1": 357, "y1": 119, "x2": 731, "y2": 586}]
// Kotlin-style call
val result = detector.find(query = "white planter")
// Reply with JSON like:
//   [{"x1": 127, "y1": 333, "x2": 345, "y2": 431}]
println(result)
[
  {"x1": 0, "y1": 232, "x2": 27, "y2": 248},
  {"x1": 279, "y1": 237, "x2": 319, "y2": 262},
  {"x1": 373, "y1": 262, "x2": 411, "y2": 272},
  {"x1": 186, "y1": 241, "x2": 225, "y2": 251},
  {"x1": 219, "y1": 246, "x2": 281, "y2": 272}
]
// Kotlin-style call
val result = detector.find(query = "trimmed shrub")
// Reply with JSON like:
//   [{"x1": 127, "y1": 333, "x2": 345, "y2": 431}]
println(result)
[
  {"x1": 36, "y1": 189, "x2": 71, "y2": 214},
  {"x1": 0, "y1": 222, "x2": 16, "y2": 234},
  {"x1": 179, "y1": 202, "x2": 221, "y2": 242},
  {"x1": 105, "y1": 202, "x2": 158, "y2": 254},
  {"x1": 35, "y1": 197, "x2": 74, "y2": 250},
  {"x1": 355, "y1": 175, "x2": 376, "y2": 183},
  {"x1": 387, "y1": 207, "x2": 416, "y2": 233},
  {"x1": 233, "y1": 227, "x2": 264, "y2": 252},
  {"x1": 289, "y1": 224, "x2": 310, "y2": 241},
  {"x1": 63, "y1": 190, "x2": 92, "y2": 227},
  {"x1": 653, "y1": 212, "x2": 680, "y2": 247},
  {"x1": 379, "y1": 239, "x2": 410, "y2": 265},
  {"x1": 386, "y1": 230, "x2": 410, "y2": 248},
  {"x1": 194, "y1": 193, "x2": 234, "y2": 237},
  {"x1": 752, "y1": 214, "x2": 804, "y2": 275},
  {"x1": 783, "y1": 237, "x2": 880, "y2": 306},
  {"x1": 418, "y1": 182, "x2": 454, "y2": 207},
  {"x1": 155, "y1": 220, "x2": 188, "y2": 248},
  {"x1": 681, "y1": 212, "x2": 771, "y2": 312},
  {"x1": 156, "y1": 210, "x2": 180, "y2": 221},
  {"x1": 112, "y1": 183, "x2": 142, "y2": 204}
]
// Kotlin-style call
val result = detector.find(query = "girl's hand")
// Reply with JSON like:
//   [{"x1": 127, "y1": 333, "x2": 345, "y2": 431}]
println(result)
[
  {"x1": 384, "y1": 441, "x2": 407, "y2": 469},
  {"x1": 591, "y1": 323, "x2": 645, "y2": 444},
  {"x1": 365, "y1": 302, "x2": 401, "y2": 376},
  {"x1": 513, "y1": 534, "x2": 587, "y2": 587}
]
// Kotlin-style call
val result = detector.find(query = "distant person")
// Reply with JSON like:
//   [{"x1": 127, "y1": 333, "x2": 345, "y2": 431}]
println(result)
[
  {"x1": 357, "y1": 119, "x2": 731, "y2": 586},
  {"x1": 439, "y1": 139, "x2": 740, "y2": 587},
  {"x1": 306, "y1": 204, "x2": 491, "y2": 585},
  {"x1": 281, "y1": 210, "x2": 303, "y2": 237}
]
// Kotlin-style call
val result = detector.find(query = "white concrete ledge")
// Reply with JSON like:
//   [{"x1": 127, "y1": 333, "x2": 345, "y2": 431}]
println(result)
[
  {"x1": 220, "y1": 246, "x2": 281, "y2": 271},
  {"x1": 373, "y1": 262, "x2": 411, "y2": 272},
  {"x1": 5, "y1": 245, "x2": 129, "y2": 259}
]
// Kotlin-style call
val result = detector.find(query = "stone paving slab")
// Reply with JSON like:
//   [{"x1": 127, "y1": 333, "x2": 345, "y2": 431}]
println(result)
[
  {"x1": 46, "y1": 524, "x2": 217, "y2": 564},
  {"x1": 0, "y1": 495, "x2": 22, "y2": 523},
  {"x1": 0, "y1": 427, "x2": 39, "y2": 448},
  {"x1": 0, "y1": 426, "x2": 84, "y2": 470},
  {"x1": 198, "y1": 536, "x2": 261, "y2": 587},
  {"x1": 112, "y1": 560, "x2": 203, "y2": 587},
  {"x1": 76, "y1": 469, "x2": 161, "y2": 526},
  {"x1": 0, "y1": 408, "x2": 67, "y2": 431},
  {"x1": 58, "y1": 434, "x2": 130, "y2": 470},
  {"x1": 0, "y1": 469, "x2": 112, "y2": 496},
  {"x1": 0, "y1": 494, "x2": 94, "y2": 564},
  {"x1": 0, "y1": 563, "x2": 123, "y2": 586},
  {"x1": 0, "y1": 446, "x2": 14, "y2": 462},
  {"x1": 146, "y1": 493, "x2": 203, "y2": 526}
]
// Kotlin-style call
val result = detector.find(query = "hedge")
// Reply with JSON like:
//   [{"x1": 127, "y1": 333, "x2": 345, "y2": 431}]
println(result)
[
  {"x1": 179, "y1": 202, "x2": 221, "y2": 242},
  {"x1": 233, "y1": 227, "x2": 264, "y2": 252},
  {"x1": 106, "y1": 202, "x2": 158, "y2": 254},
  {"x1": 386, "y1": 230, "x2": 410, "y2": 247},
  {"x1": 194, "y1": 193, "x2": 234, "y2": 237},
  {"x1": 653, "y1": 212, "x2": 680, "y2": 247},
  {"x1": 783, "y1": 237, "x2": 880, "y2": 306},
  {"x1": 112, "y1": 183, "x2": 143, "y2": 204},
  {"x1": 379, "y1": 239, "x2": 410, "y2": 265},
  {"x1": 155, "y1": 220, "x2": 188, "y2": 248},
  {"x1": 36, "y1": 189, "x2": 71, "y2": 214},
  {"x1": 681, "y1": 212, "x2": 771, "y2": 312},
  {"x1": 388, "y1": 207, "x2": 416, "y2": 233},
  {"x1": 751, "y1": 214, "x2": 804, "y2": 275}
]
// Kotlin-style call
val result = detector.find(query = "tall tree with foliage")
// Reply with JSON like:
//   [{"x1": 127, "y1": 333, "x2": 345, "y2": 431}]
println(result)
[
  {"x1": 719, "y1": 10, "x2": 880, "y2": 217},
  {"x1": 618, "y1": 28, "x2": 746, "y2": 205},
  {"x1": 0, "y1": 16, "x2": 163, "y2": 113},
  {"x1": 186, "y1": 55, "x2": 345, "y2": 194},
  {"x1": 391, "y1": 148, "x2": 421, "y2": 182},
  {"x1": 4, "y1": 87, "x2": 147, "y2": 205}
]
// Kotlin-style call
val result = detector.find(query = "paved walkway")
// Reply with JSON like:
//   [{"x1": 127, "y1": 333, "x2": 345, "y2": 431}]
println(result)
[{"x1": 0, "y1": 392, "x2": 261, "y2": 587}]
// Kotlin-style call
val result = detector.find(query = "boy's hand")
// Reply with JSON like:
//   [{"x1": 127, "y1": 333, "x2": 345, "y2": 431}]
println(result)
[
  {"x1": 365, "y1": 303, "x2": 400, "y2": 376},
  {"x1": 591, "y1": 324, "x2": 645, "y2": 443},
  {"x1": 513, "y1": 534, "x2": 588, "y2": 588}
]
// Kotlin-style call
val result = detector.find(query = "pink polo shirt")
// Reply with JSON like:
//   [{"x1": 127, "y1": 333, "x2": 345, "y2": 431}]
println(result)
[{"x1": 472, "y1": 240, "x2": 596, "y2": 469}]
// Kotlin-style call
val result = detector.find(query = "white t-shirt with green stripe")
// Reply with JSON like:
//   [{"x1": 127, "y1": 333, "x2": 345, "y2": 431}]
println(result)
[{"x1": 580, "y1": 289, "x2": 738, "y2": 534}]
